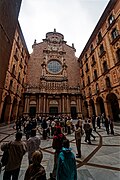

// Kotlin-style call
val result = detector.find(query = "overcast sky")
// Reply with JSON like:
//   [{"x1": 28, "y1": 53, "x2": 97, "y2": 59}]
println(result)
[{"x1": 19, "y1": 0, "x2": 110, "y2": 57}]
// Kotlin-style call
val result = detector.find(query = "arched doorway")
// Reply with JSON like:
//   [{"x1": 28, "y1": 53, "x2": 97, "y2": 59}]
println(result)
[
  {"x1": 49, "y1": 100, "x2": 58, "y2": 116},
  {"x1": 70, "y1": 101, "x2": 77, "y2": 119},
  {"x1": 96, "y1": 97, "x2": 105, "y2": 116},
  {"x1": 106, "y1": 93, "x2": 120, "y2": 121},
  {"x1": 1, "y1": 95, "x2": 11, "y2": 123},
  {"x1": 29, "y1": 100, "x2": 37, "y2": 117},
  {"x1": 89, "y1": 99, "x2": 96, "y2": 116}
]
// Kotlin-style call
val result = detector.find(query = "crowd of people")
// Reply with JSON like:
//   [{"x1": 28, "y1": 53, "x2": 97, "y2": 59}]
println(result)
[{"x1": 0, "y1": 113, "x2": 115, "y2": 180}]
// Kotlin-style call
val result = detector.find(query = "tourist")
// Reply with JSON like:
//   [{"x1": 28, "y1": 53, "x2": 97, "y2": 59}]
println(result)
[
  {"x1": 56, "y1": 139, "x2": 77, "y2": 180},
  {"x1": 50, "y1": 127, "x2": 66, "y2": 179},
  {"x1": 27, "y1": 129, "x2": 41, "y2": 164},
  {"x1": 88, "y1": 119, "x2": 96, "y2": 140},
  {"x1": 1, "y1": 131, "x2": 27, "y2": 180},
  {"x1": 83, "y1": 119, "x2": 91, "y2": 144},
  {"x1": 24, "y1": 150, "x2": 46, "y2": 180},
  {"x1": 75, "y1": 123, "x2": 84, "y2": 158},
  {"x1": 108, "y1": 115, "x2": 114, "y2": 135}
]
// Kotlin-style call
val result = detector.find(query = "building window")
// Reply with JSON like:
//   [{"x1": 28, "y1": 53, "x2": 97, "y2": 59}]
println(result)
[
  {"x1": 99, "y1": 44, "x2": 105, "y2": 57},
  {"x1": 96, "y1": 83, "x2": 99, "y2": 94},
  {"x1": 100, "y1": 44, "x2": 104, "y2": 54},
  {"x1": 116, "y1": 49, "x2": 120, "y2": 62},
  {"x1": 108, "y1": 14, "x2": 114, "y2": 25},
  {"x1": 90, "y1": 44, "x2": 94, "y2": 53},
  {"x1": 89, "y1": 87, "x2": 92, "y2": 97},
  {"x1": 9, "y1": 80, "x2": 13, "y2": 91},
  {"x1": 91, "y1": 55, "x2": 96, "y2": 66},
  {"x1": 83, "y1": 80, "x2": 85, "y2": 88},
  {"x1": 103, "y1": 61, "x2": 108, "y2": 73},
  {"x1": 88, "y1": 76, "x2": 90, "y2": 85},
  {"x1": 85, "y1": 63, "x2": 89, "y2": 72},
  {"x1": 12, "y1": 64, "x2": 16, "y2": 75},
  {"x1": 47, "y1": 60, "x2": 62, "y2": 74},
  {"x1": 94, "y1": 69, "x2": 98, "y2": 80},
  {"x1": 106, "y1": 76, "x2": 111, "y2": 88},
  {"x1": 18, "y1": 73, "x2": 20, "y2": 83},
  {"x1": 111, "y1": 28, "x2": 119, "y2": 40},
  {"x1": 97, "y1": 31, "x2": 102, "y2": 43},
  {"x1": 81, "y1": 69, "x2": 84, "y2": 77},
  {"x1": 85, "y1": 54, "x2": 88, "y2": 62}
]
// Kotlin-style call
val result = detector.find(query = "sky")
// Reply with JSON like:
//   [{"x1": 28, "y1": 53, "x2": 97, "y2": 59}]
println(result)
[{"x1": 18, "y1": 0, "x2": 110, "y2": 57}]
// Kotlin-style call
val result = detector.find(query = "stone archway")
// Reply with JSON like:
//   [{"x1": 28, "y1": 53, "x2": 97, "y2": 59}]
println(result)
[
  {"x1": 1, "y1": 95, "x2": 11, "y2": 123},
  {"x1": 106, "y1": 93, "x2": 120, "y2": 121},
  {"x1": 96, "y1": 96, "x2": 105, "y2": 116},
  {"x1": 89, "y1": 99, "x2": 96, "y2": 117}
]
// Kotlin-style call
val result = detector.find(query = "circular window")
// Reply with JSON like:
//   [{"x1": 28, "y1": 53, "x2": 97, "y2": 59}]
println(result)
[{"x1": 47, "y1": 60, "x2": 62, "y2": 74}]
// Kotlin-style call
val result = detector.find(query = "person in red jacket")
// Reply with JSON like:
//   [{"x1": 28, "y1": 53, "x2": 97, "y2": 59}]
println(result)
[{"x1": 50, "y1": 127, "x2": 66, "y2": 180}]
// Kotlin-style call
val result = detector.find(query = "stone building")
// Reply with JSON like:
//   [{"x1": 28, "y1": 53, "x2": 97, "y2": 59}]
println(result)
[
  {"x1": 0, "y1": 22, "x2": 29, "y2": 124},
  {"x1": 0, "y1": 0, "x2": 22, "y2": 122},
  {"x1": 24, "y1": 29, "x2": 82, "y2": 118},
  {"x1": 78, "y1": 0, "x2": 120, "y2": 121}
]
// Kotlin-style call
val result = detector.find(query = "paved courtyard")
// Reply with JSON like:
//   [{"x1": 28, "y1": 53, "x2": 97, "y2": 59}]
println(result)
[{"x1": 0, "y1": 122, "x2": 120, "y2": 180}]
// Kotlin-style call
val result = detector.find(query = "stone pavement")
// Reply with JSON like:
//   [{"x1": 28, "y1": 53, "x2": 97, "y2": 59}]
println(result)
[{"x1": 0, "y1": 122, "x2": 120, "y2": 180}]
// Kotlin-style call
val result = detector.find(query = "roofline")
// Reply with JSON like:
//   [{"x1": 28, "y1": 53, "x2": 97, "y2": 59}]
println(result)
[{"x1": 78, "y1": 0, "x2": 117, "y2": 61}]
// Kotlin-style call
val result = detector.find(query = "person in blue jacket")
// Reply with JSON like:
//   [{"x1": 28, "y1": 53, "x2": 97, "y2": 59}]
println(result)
[{"x1": 56, "y1": 139, "x2": 77, "y2": 180}]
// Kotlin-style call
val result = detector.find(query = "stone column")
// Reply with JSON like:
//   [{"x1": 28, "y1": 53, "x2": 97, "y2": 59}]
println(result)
[
  {"x1": 43, "y1": 94, "x2": 46, "y2": 114},
  {"x1": 38, "y1": 95, "x2": 41, "y2": 114},
  {"x1": 94, "y1": 103, "x2": 99, "y2": 117},
  {"x1": 46, "y1": 96, "x2": 49, "y2": 114},
  {"x1": 62, "y1": 95, "x2": 65, "y2": 114},
  {"x1": 8, "y1": 98, "x2": 14, "y2": 124},
  {"x1": 66, "y1": 95, "x2": 69, "y2": 114},
  {"x1": 36, "y1": 95, "x2": 39, "y2": 114},
  {"x1": 14, "y1": 101, "x2": 19, "y2": 120},
  {"x1": 104, "y1": 101, "x2": 110, "y2": 117},
  {"x1": 0, "y1": 101, "x2": 4, "y2": 120}
]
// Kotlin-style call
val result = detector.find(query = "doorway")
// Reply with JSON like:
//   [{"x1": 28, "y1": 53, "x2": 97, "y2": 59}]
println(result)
[
  {"x1": 71, "y1": 107, "x2": 77, "y2": 119},
  {"x1": 29, "y1": 107, "x2": 36, "y2": 117},
  {"x1": 49, "y1": 107, "x2": 58, "y2": 115}
]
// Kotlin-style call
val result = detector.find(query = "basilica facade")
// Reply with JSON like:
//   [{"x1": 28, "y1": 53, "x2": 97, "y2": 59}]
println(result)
[{"x1": 24, "y1": 29, "x2": 82, "y2": 118}]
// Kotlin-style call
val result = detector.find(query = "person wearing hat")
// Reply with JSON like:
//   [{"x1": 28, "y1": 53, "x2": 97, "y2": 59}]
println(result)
[{"x1": 24, "y1": 150, "x2": 46, "y2": 180}]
